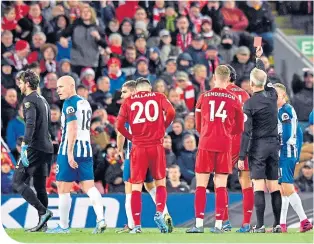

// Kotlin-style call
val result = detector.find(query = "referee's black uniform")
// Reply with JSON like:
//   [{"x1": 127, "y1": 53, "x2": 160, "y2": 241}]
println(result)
[
  {"x1": 239, "y1": 58, "x2": 282, "y2": 232},
  {"x1": 13, "y1": 70, "x2": 53, "y2": 232}
]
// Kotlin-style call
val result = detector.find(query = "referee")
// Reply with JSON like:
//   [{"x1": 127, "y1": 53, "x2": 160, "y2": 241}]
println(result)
[
  {"x1": 238, "y1": 47, "x2": 282, "y2": 233},
  {"x1": 13, "y1": 70, "x2": 53, "y2": 232}
]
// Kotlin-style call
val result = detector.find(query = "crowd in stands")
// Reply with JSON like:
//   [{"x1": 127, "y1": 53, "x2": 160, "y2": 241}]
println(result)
[{"x1": 1, "y1": 1, "x2": 313, "y2": 194}]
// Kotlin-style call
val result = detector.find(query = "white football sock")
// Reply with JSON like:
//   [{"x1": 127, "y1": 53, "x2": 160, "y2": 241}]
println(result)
[
  {"x1": 148, "y1": 187, "x2": 169, "y2": 215},
  {"x1": 125, "y1": 193, "x2": 134, "y2": 229},
  {"x1": 280, "y1": 196, "x2": 289, "y2": 224},
  {"x1": 196, "y1": 218, "x2": 203, "y2": 228},
  {"x1": 289, "y1": 192, "x2": 307, "y2": 222},
  {"x1": 215, "y1": 220, "x2": 223, "y2": 229},
  {"x1": 59, "y1": 193, "x2": 72, "y2": 229},
  {"x1": 87, "y1": 187, "x2": 104, "y2": 222}
]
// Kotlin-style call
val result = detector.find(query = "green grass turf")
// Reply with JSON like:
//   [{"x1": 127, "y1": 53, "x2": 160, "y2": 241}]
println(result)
[{"x1": 5, "y1": 228, "x2": 313, "y2": 243}]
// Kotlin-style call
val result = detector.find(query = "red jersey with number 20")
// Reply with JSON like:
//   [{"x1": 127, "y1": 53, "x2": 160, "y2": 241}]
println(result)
[
  {"x1": 118, "y1": 91, "x2": 173, "y2": 146},
  {"x1": 226, "y1": 83, "x2": 250, "y2": 149},
  {"x1": 195, "y1": 88, "x2": 244, "y2": 152}
]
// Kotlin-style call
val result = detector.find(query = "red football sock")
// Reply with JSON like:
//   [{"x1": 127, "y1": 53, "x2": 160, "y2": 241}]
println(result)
[
  {"x1": 215, "y1": 187, "x2": 227, "y2": 221},
  {"x1": 156, "y1": 186, "x2": 167, "y2": 213},
  {"x1": 223, "y1": 189, "x2": 229, "y2": 221},
  {"x1": 195, "y1": 186, "x2": 206, "y2": 219},
  {"x1": 131, "y1": 190, "x2": 142, "y2": 226},
  {"x1": 242, "y1": 187, "x2": 254, "y2": 225}
]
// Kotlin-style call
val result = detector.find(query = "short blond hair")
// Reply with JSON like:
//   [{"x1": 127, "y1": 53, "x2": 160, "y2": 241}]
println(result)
[
  {"x1": 273, "y1": 83, "x2": 289, "y2": 102},
  {"x1": 193, "y1": 64, "x2": 207, "y2": 74},
  {"x1": 250, "y1": 68, "x2": 267, "y2": 87},
  {"x1": 215, "y1": 65, "x2": 231, "y2": 80}
]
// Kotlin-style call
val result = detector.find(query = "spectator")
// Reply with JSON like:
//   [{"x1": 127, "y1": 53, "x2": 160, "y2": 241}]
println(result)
[
  {"x1": 108, "y1": 33, "x2": 123, "y2": 58},
  {"x1": 92, "y1": 108, "x2": 116, "y2": 140},
  {"x1": 168, "y1": 118, "x2": 187, "y2": 156},
  {"x1": 154, "y1": 4, "x2": 178, "y2": 36},
  {"x1": 57, "y1": 59, "x2": 80, "y2": 85},
  {"x1": 168, "y1": 88, "x2": 189, "y2": 120},
  {"x1": 191, "y1": 64, "x2": 211, "y2": 96},
  {"x1": 80, "y1": 67, "x2": 97, "y2": 94},
  {"x1": 221, "y1": 0, "x2": 249, "y2": 32},
  {"x1": 292, "y1": 69, "x2": 313, "y2": 127},
  {"x1": 201, "y1": 0, "x2": 224, "y2": 35},
  {"x1": 148, "y1": 47, "x2": 164, "y2": 75},
  {"x1": 1, "y1": 152, "x2": 14, "y2": 194},
  {"x1": 159, "y1": 29, "x2": 181, "y2": 65},
  {"x1": 134, "y1": 20, "x2": 149, "y2": 39},
  {"x1": 1, "y1": 6, "x2": 22, "y2": 39},
  {"x1": 41, "y1": 72, "x2": 61, "y2": 107},
  {"x1": 31, "y1": 32, "x2": 47, "y2": 61},
  {"x1": 201, "y1": 17, "x2": 221, "y2": 48},
  {"x1": 6, "y1": 104, "x2": 25, "y2": 151},
  {"x1": 230, "y1": 46, "x2": 255, "y2": 86},
  {"x1": 120, "y1": 18, "x2": 134, "y2": 49},
  {"x1": 91, "y1": 76, "x2": 112, "y2": 108},
  {"x1": 184, "y1": 112, "x2": 199, "y2": 145},
  {"x1": 159, "y1": 57, "x2": 178, "y2": 87},
  {"x1": 134, "y1": 7, "x2": 152, "y2": 32},
  {"x1": 58, "y1": 4, "x2": 107, "y2": 75},
  {"x1": 39, "y1": 43, "x2": 58, "y2": 76},
  {"x1": 185, "y1": 33, "x2": 208, "y2": 69},
  {"x1": 1, "y1": 59, "x2": 15, "y2": 91},
  {"x1": 174, "y1": 16, "x2": 193, "y2": 52},
  {"x1": 176, "y1": 52, "x2": 194, "y2": 73},
  {"x1": 153, "y1": 79, "x2": 169, "y2": 96},
  {"x1": 174, "y1": 71, "x2": 196, "y2": 112},
  {"x1": 104, "y1": 144, "x2": 124, "y2": 193},
  {"x1": 134, "y1": 33, "x2": 149, "y2": 58},
  {"x1": 152, "y1": 0, "x2": 166, "y2": 28},
  {"x1": 241, "y1": 0, "x2": 275, "y2": 56},
  {"x1": 1, "y1": 88, "x2": 18, "y2": 137},
  {"x1": 177, "y1": 134, "x2": 197, "y2": 184},
  {"x1": 121, "y1": 45, "x2": 137, "y2": 77},
  {"x1": 131, "y1": 56, "x2": 156, "y2": 84},
  {"x1": 54, "y1": 15, "x2": 71, "y2": 61},
  {"x1": 166, "y1": 164, "x2": 190, "y2": 193},
  {"x1": 163, "y1": 135, "x2": 176, "y2": 168},
  {"x1": 189, "y1": 2, "x2": 203, "y2": 33},
  {"x1": 218, "y1": 31, "x2": 237, "y2": 64},
  {"x1": 1, "y1": 30, "x2": 14, "y2": 59},
  {"x1": 295, "y1": 161, "x2": 313, "y2": 192},
  {"x1": 105, "y1": 57, "x2": 126, "y2": 94},
  {"x1": 206, "y1": 45, "x2": 221, "y2": 75},
  {"x1": 90, "y1": 117, "x2": 111, "y2": 151}
]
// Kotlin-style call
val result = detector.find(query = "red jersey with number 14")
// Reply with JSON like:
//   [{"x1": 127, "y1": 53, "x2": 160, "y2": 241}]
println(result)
[
  {"x1": 195, "y1": 88, "x2": 244, "y2": 152},
  {"x1": 226, "y1": 83, "x2": 250, "y2": 149},
  {"x1": 118, "y1": 91, "x2": 173, "y2": 146}
]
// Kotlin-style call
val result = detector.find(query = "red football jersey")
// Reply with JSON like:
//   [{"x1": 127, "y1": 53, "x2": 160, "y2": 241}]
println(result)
[
  {"x1": 226, "y1": 83, "x2": 250, "y2": 149},
  {"x1": 195, "y1": 88, "x2": 244, "y2": 152},
  {"x1": 118, "y1": 91, "x2": 173, "y2": 146}
]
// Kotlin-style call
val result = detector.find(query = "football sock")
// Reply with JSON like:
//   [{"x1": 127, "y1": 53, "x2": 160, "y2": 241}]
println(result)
[
  {"x1": 223, "y1": 190, "x2": 229, "y2": 221},
  {"x1": 215, "y1": 187, "x2": 227, "y2": 225},
  {"x1": 125, "y1": 193, "x2": 134, "y2": 229},
  {"x1": 87, "y1": 187, "x2": 104, "y2": 222},
  {"x1": 156, "y1": 186, "x2": 167, "y2": 213},
  {"x1": 242, "y1": 187, "x2": 254, "y2": 225},
  {"x1": 18, "y1": 184, "x2": 46, "y2": 215},
  {"x1": 288, "y1": 192, "x2": 307, "y2": 222},
  {"x1": 59, "y1": 193, "x2": 72, "y2": 229},
  {"x1": 131, "y1": 190, "x2": 142, "y2": 226},
  {"x1": 271, "y1": 190, "x2": 282, "y2": 227},
  {"x1": 149, "y1": 187, "x2": 169, "y2": 215},
  {"x1": 254, "y1": 191, "x2": 265, "y2": 228},
  {"x1": 195, "y1": 186, "x2": 206, "y2": 227},
  {"x1": 280, "y1": 196, "x2": 289, "y2": 224}
]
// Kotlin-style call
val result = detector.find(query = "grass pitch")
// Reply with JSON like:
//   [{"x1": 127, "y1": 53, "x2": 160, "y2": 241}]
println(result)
[{"x1": 5, "y1": 228, "x2": 313, "y2": 243}]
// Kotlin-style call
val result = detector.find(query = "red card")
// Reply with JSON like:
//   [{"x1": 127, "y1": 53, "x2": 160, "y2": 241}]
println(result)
[{"x1": 254, "y1": 37, "x2": 262, "y2": 47}]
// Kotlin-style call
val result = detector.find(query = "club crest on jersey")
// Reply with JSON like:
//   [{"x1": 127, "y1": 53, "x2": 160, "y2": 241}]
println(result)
[
  {"x1": 66, "y1": 106, "x2": 75, "y2": 114},
  {"x1": 281, "y1": 113, "x2": 289, "y2": 121}
]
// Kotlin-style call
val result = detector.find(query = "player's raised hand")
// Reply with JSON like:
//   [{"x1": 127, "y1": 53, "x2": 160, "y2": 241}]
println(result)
[
  {"x1": 256, "y1": 46, "x2": 263, "y2": 58},
  {"x1": 238, "y1": 160, "x2": 245, "y2": 171},
  {"x1": 68, "y1": 155, "x2": 78, "y2": 169}
]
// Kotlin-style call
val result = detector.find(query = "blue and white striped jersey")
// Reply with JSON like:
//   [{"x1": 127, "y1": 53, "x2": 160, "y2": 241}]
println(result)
[
  {"x1": 58, "y1": 95, "x2": 92, "y2": 158},
  {"x1": 278, "y1": 103, "x2": 298, "y2": 159}
]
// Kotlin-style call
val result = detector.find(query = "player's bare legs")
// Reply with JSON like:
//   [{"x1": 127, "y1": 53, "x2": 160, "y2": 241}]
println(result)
[
  {"x1": 237, "y1": 171, "x2": 254, "y2": 232},
  {"x1": 186, "y1": 173, "x2": 209, "y2": 233},
  {"x1": 280, "y1": 183, "x2": 312, "y2": 233},
  {"x1": 117, "y1": 181, "x2": 134, "y2": 233}
]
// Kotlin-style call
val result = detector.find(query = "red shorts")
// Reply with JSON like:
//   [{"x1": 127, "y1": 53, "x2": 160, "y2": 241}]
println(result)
[
  {"x1": 130, "y1": 144, "x2": 166, "y2": 184},
  {"x1": 231, "y1": 144, "x2": 249, "y2": 171},
  {"x1": 195, "y1": 149, "x2": 232, "y2": 174}
]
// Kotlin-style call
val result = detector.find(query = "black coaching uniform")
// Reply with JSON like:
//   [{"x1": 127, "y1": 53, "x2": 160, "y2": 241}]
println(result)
[
  {"x1": 239, "y1": 58, "x2": 279, "y2": 180},
  {"x1": 15, "y1": 91, "x2": 53, "y2": 178}
]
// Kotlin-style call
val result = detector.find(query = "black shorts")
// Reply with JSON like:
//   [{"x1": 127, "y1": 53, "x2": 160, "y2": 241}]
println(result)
[
  {"x1": 248, "y1": 138, "x2": 279, "y2": 180},
  {"x1": 15, "y1": 148, "x2": 52, "y2": 178}
]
